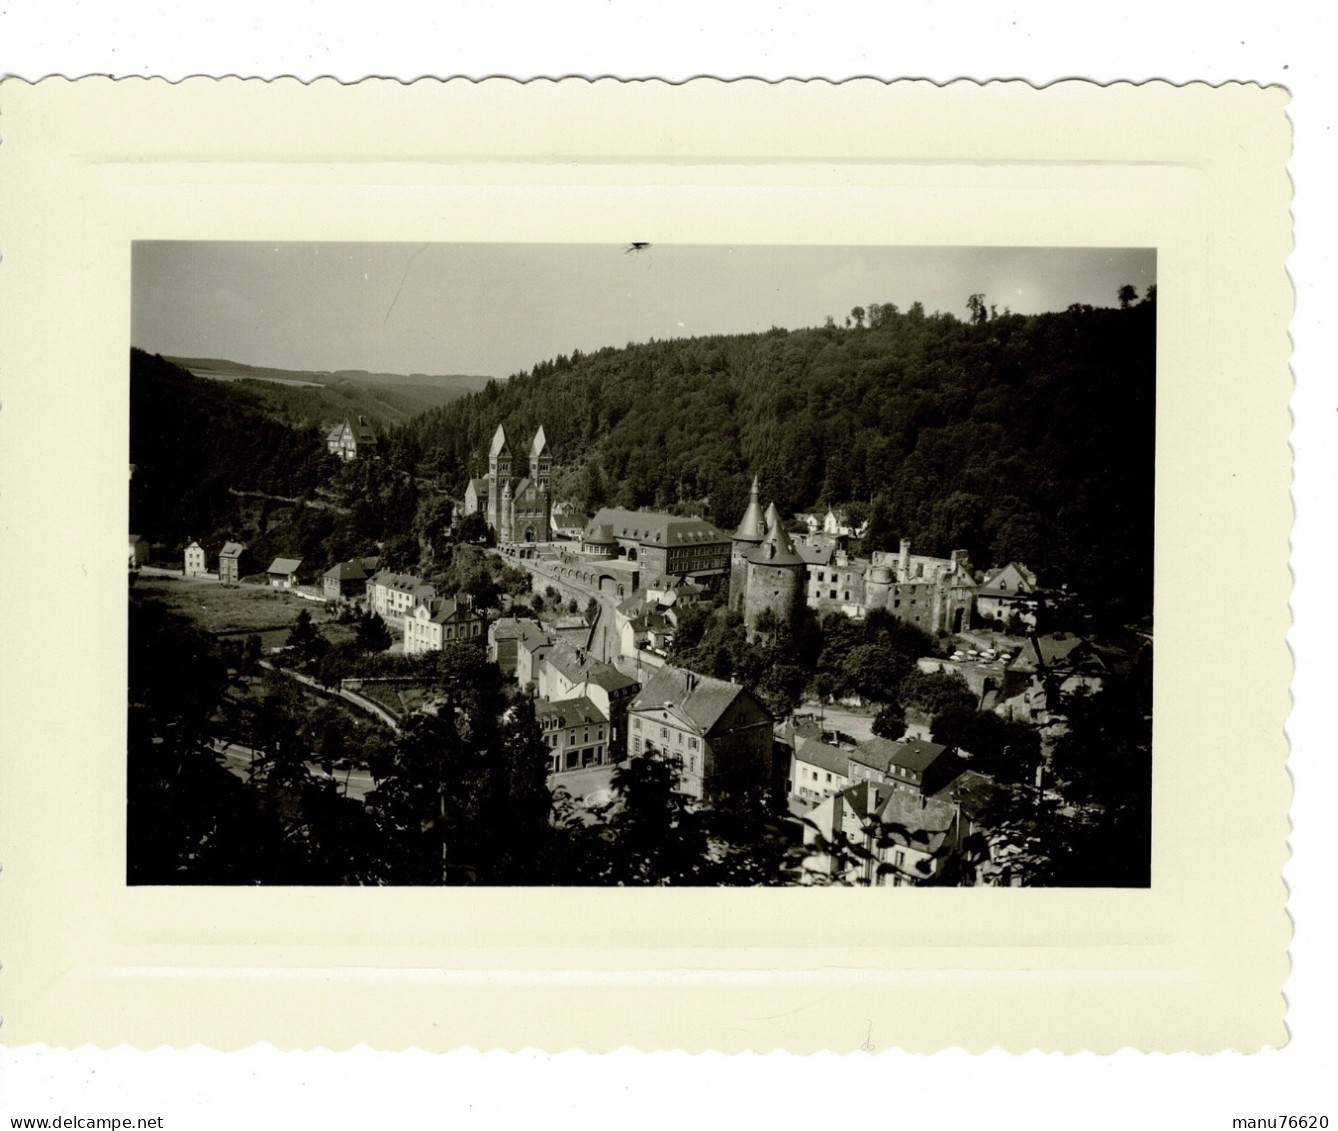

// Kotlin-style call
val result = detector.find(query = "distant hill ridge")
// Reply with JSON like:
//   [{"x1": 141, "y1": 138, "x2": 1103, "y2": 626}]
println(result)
[{"x1": 164, "y1": 355, "x2": 497, "y2": 393}]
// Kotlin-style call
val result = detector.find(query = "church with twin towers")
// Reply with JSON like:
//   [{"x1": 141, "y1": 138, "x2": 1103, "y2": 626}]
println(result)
[{"x1": 462, "y1": 423, "x2": 553, "y2": 544}]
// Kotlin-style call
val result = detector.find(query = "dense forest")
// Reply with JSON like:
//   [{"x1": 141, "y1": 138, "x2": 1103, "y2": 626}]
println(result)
[{"x1": 395, "y1": 293, "x2": 1156, "y2": 624}]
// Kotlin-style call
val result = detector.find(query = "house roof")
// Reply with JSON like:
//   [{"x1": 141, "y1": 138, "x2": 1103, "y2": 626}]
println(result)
[
  {"x1": 267, "y1": 557, "x2": 302, "y2": 575},
  {"x1": 794, "y1": 735, "x2": 850, "y2": 777},
  {"x1": 324, "y1": 559, "x2": 368, "y2": 581},
  {"x1": 489, "y1": 423, "x2": 510, "y2": 457},
  {"x1": 732, "y1": 475, "x2": 767, "y2": 543},
  {"x1": 795, "y1": 541, "x2": 836, "y2": 566},
  {"x1": 851, "y1": 736, "x2": 947, "y2": 778},
  {"x1": 530, "y1": 425, "x2": 549, "y2": 458},
  {"x1": 980, "y1": 562, "x2": 1038, "y2": 594},
  {"x1": 764, "y1": 501, "x2": 782, "y2": 533},
  {"x1": 630, "y1": 664, "x2": 764, "y2": 735},
  {"x1": 828, "y1": 781, "x2": 957, "y2": 853},
  {"x1": 518, "y1": 622, "x2": 553, "y2": 651},
  {"x1": 1012, "y1": 633, "x2": 1092, "y2": 672},
  {"x1": 585, "y1": 667, "x2": 639, "y2": 693},
  {"x1": 543, "y1": 639, "x2": 603, "y2": 683},
  {"x1": 585, "y1": 523, "x2": 617, "y2": 545},
  {"x1": 466, "y1": 477, "x2": 489, "y2": 497},
  {"x1": 536, "y1": 695, "x2": 608, "y2": 729},
  {"x1": 589, "y1": 507, "x2": 729, "y2": 547},
  {"x1": 427, "y1": 597, "x2": 478, "y2": 624},
  {"x1": 219, "y1": 541, "x2": 247, "y2": 558},
  {"x1": 329, "y1": 418, "x2": 377, "y2": 445},
  {"x1": 489, "y1": 617, "x2": 534, "y2": 641}
]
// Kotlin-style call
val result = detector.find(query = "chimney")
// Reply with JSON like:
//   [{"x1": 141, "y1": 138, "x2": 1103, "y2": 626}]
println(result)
[
  {"x1": 685, "y1": 672, "x2": 697, "y2": 692},
  {"x1": 899, "y1": 538, "x2": 911, "y2": 581}
]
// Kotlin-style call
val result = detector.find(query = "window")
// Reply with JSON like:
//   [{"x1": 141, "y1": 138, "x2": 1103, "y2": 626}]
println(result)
[
  {"x1": 661, "y1": 727, "x2": 668, "y2": 739},
  {"x1": 826, "y1": 772, "x2": 832, "y2": 782},
  {"x1": 633, "y1": 718, "x2": 642, "y2": 731},
  {"x1": 633, "y1": 736, "x2": 642, "y2": 753},
  {"x1": 689, "y1": 737, "x2": 699, "y2": 750},
  {"x1": 676, "y1": 732, "x2": 683, "y2": 745},
  {"x1": 894, "y1": 850, "x2": 906, "y2": 867}
]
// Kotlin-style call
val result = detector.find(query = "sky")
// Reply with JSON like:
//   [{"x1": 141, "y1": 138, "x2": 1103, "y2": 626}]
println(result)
[{"x1": 132, "y1": 242, "x2": 1157, "y2": 380}]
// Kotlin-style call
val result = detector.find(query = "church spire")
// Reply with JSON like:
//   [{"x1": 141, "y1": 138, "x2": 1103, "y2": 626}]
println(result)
[{"x1": 732, "y1": 475, "x2": 766, "y2": 544}]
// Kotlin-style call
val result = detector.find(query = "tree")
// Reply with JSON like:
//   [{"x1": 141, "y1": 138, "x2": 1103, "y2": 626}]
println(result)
[
  {"x1": 412, "y1": 493, "x2": 455, "y2": 561},
  {"x1": 850, "y1": 305, "x2": 866, "y2": 329},
  {"x1": 285, "y1": 607, "x2": 329, "y2": 670},
  {"x1": 1117, "y1": 283, "x2": 1139, "y2": 309},
  {"x1": 871, "y1": 702, "x2": 906, "y2": 739},
  {"x1": 966, "y1": 293, "x2": 988, "y2": 325},
  {"x1": 899, "y1": 669, "x2": 977, "y2": 716},
  {"x1": 380, "y1": 532, "x2": 421, "y2": 573},
  {"x1": 354, "y1": 609, "x2": 393, "y2": 654},
  {"x1": 601, "y1": 747, "x2": 711, "y2": 885},
  {"x1": 454, "y1": 510, "x2": 493, "y2": 546}
]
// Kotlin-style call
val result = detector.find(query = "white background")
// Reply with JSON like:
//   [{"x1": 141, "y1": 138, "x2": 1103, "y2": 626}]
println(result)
[{"x1": 2, "y1": 4, "x2": 1332, "y2": 1128}]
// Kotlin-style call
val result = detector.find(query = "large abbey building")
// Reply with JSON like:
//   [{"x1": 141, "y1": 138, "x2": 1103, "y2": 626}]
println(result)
[
  {"x1": 729, "y1": 476, "x2": 978, "y2": 637},
  {"x1": 463, "y1": 424, "x2": 552, "y2": 544}
]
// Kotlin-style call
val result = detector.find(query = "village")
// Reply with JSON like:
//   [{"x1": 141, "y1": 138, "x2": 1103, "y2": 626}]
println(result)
[{"x1": 130, "y1": 412, "x2": 1142, "y2": 887}]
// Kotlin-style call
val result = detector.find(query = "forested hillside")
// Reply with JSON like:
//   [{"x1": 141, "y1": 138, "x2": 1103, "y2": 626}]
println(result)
[
  {"x1": 131, "y1": 348, "x2": 339, "y2": 545},
  {"x1": 395, "y1": 295, "x2": 1157, "y2": 623}
]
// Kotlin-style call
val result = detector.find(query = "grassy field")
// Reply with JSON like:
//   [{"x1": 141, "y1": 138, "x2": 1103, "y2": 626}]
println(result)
[{"x1": 135, "y1": 576, "x2": 312, "y2": 635}]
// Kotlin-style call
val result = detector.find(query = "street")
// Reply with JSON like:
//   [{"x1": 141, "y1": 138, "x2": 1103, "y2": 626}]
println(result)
[
  {"x1": 211, "y1": 740, "x2": 377, "y2": 802},
  {"x1": 797, "y1": 702, "x2": 878, "y2": 745}
]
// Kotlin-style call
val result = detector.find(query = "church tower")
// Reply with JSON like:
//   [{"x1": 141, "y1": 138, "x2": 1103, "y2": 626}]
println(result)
[
  {"x1": 729, "y1": 476, "x2": 767, "y2": 612},
  {"x1": 486, "y1": 424, "x2": 512, "y2": 536},
  {"x1": 529, "y1": 425, "x2": 551, "y2": 489}
]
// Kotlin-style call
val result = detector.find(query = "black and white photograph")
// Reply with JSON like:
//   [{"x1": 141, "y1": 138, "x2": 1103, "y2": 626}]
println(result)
[{"x1": 128, "y1": 240, "x2": 1157, "y2": 888}]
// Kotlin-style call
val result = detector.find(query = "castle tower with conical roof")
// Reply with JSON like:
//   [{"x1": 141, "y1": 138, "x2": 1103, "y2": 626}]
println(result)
[
  {"x1": 743, "y1": 503, "x2": 805, "y2": 635},
  {"x1": 729, "y1": 476, "x2": 767, "y2": 612}
]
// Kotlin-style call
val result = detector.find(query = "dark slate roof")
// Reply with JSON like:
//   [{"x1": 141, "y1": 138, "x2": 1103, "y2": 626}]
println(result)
[
  {"x1": 630, "y1": 664, "x2": 764, "y2": 734},
  {"x1": 585, "y1": 666, "x2": 638, "y2": 693},
  {"x1": 266, "y1": 557, "x2": 302, "y2": 575},
  {"x1": 892, "y1": 738, "x2": 948, "y2": 773},
  {"x1": 518, "y1": 623, "x2": 553, "y2": 650},
  {"x1": 589, "y1": 507, "x2": 729, "y2": 547},
  {"x1": 585, "y1": 523, "x2": 617, "y2": 545},
  {"x1": 795, "y1": 541, "x2": 836, "y2": 566},
  {"x1": 324, "y1": 559, "x2": 368, "y2": 581},
  {"x1": 851, "y1": 736, "x2": 946, "y2": 777},
  {"x1": 747, "y1": 517, "x2": 805, "y2": 567},
  {"x1": 466, "y1": 477, "x2": 490, "y2": 496},
  {"x1": 219, "y1": 541, "x2": 247, "y2": 559},
  {"x1": 536, "y1": 695, "x2": 608, "y2": 728}
]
